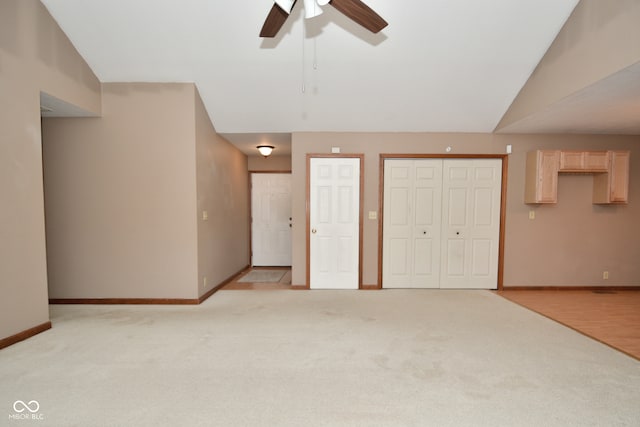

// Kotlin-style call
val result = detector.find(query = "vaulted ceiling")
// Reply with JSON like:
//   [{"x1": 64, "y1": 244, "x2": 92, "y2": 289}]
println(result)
[{"x1": 40, "y1": 1, "x2": 637, "y2": 154}]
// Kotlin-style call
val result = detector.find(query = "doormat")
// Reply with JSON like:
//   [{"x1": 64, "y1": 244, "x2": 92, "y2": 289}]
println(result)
[{"x1": 238, "y1": 270, "x2": 287, "y2": 283}]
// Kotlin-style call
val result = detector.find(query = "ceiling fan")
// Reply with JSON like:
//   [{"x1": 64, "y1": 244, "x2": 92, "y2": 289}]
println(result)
[{"x1": 260, "y1": 0, "x2": 388, "y2": 38}]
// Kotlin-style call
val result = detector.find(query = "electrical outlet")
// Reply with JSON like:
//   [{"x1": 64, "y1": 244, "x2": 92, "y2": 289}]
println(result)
[
  {"x1": 202, "y1": 211, "x2": 208, "y2": 221},
  {"x1": 529, "y1": 210, "x2": 535, "y2": 220},
  {"x1": 603, "y1": 271, "x2": 609, "y2": 280}
]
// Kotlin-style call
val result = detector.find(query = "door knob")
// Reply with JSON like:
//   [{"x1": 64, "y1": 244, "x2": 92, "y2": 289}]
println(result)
[
  {"x1": 456, "y1": 231, "x2": 460, "y2": 236},
  {"x1": 312, "y1": 228, "x2": 317, "y2": 234},
  {"x1": 423, "y1": 231, "x2": 427, "y2": 235}
]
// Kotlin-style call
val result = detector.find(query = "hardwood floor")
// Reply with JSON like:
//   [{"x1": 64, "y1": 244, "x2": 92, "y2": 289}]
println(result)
[
  {"x1": 222, "y1": 267, "x2": 292, "y2": 290},
  {"x1": 498, "y1": 290, "x2": 640, "y2": 361}
]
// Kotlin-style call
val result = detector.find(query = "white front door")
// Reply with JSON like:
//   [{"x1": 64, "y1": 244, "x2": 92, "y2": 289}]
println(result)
[
  {"x1": 440, "y1": 159, "x2": 502, "y2": 289},
  {"x1": 251, "y1": 173, "x2": 292, "y2": 266},
  {"x1": 383, "y1": 159, "x2": 442, "y2": 288},
  {"x1": 382, "y1": 158, "x2": 502, "y2": 289},
  {"x1": 309, "y1": 157, "x2": 360, "y2": 289}
]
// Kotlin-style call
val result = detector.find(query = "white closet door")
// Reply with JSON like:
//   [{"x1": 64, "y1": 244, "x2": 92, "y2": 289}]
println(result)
[
  {"x1": 309, "y1": 157, "x2": 360, "y2": 290},
  {"x1": 251, "y1": 173, "x2": 292, "y2": 266},
  {"x1": 383, "y1": 159, "x2": 442, "y2": 288},
  {"x1": 440, "y1": 159, "x2": 502, "y2": 289}
]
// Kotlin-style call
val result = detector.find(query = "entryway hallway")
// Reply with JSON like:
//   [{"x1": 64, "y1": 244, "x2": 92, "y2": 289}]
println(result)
[{"x1": 222, "y1": 267, "x2": 292, "y2": 290}]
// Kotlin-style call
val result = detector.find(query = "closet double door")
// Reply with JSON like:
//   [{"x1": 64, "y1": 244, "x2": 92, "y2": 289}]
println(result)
[{"x1": 382, "y1": 158, "x2": 502, "y2": 289}]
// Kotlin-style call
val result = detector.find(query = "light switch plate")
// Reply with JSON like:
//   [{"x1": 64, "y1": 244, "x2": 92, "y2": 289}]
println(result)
[
  {"x1": 368, "y1": 211, "x2": 377, "y2": 220},
  {"x1": 529, "y1": 210, "x2": 535, "y2": 220},
  {"x1": 202, "y1": 210, "x2": 208, "y2": 221}
]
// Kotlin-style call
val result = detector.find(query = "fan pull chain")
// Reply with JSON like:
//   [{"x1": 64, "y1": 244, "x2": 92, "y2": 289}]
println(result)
[
  {"x1": 302, "y1": 17, "x2": 306, "y2": 93},
  {"x1": 313, "y1": 37, "x2": 318, "y2": 70}
]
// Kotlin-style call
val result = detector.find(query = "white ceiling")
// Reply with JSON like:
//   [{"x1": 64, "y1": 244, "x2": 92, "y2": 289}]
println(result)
[{"x1": 41, "y1": 0, "x2": 637, "y2": 155}]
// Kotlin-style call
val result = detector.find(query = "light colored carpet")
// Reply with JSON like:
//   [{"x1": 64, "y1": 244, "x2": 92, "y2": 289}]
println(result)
[
  {"x1": 238, "y1": 269, "x2": 286, "y2": 283},
  {"x1": 1, "y1": 290, "x2": 639, "y2": 426}
]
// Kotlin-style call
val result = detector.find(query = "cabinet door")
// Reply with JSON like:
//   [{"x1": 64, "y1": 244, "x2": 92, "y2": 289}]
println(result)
[
  {"x1": 525, "y1": 150, "x2": 559, "y2": 204},
  {"x1": 584, "y1": 151, "x2": 609, "y2": 171},
  {"x1": 609, "y1": 151, "x2": 630, "y2": 203},
  {"x1": 593, "y1": 151, "x2": 630, "y2": 204},
  {"x1": 559, "y1": 151, "x2": 609, "y2": 172},
  {"x1": 559, "y1": 151, "x2": 584, "y2": 171}
]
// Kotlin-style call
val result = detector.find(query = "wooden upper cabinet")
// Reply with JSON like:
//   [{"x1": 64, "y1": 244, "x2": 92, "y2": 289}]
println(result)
[
  {"x1": 559, "y1": 151, "x2": 609, "y2": 172},
  {"x1": 559, "y1": 151, "x2": 583, "y2": 171},
  {"x1": 525, "y1": 150, "x2": 559, "y2": 204},
  {"x1": 526, "y1": 150, "x2": 630, "y2": 205},
  {"x1": 593, "y1": 151, "x2": 630, "y2": 204},
  {"x1": 584, "y1": 151, "x2": 610, "y2": 171}
]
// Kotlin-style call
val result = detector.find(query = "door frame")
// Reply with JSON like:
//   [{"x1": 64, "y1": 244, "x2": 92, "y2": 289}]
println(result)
[
  {"x1": 248, "y1": 170, "x2": 292, "y2": 267},
  {"x1": 306, "y1": 154, "x2": 364, "y2": 289},
  {"x1": 378, "y1": 154, "x2": 509, "y2": 290}
]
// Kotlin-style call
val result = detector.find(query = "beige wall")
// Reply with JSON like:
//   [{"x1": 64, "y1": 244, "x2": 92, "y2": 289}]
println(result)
[
  {"x1": 43, "y1": 83, "x2": 199, "y2": 299},
  {"x1": 0, "y1": 0, "x2": 101, "y2": 340},
  {"x1": 195, "y1": 91, "x2": 250, "y2": 297},
  {"x1": 497, "y1": 0, "x2": 640, "y2": 130},
  {"x1": 248, "y1": 155, "x2": 292, "y2": 171},
  {"x1": 291, "y1": 133, "x2": 640, "y2": 287},
  {"x1": 500, "y1": 135, "x2": 639, "y2": 286}
]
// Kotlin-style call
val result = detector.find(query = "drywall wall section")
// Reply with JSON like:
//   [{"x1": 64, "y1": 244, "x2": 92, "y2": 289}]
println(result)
[
  {"x1": 291, "y1": 133, "x2": 498, "y2": 287},
  {"x1": 497, "y1": 0, "x2": 640, "y2": 130},
  {"x1": 248, "y1": 155, "x2": 292, "y2": 171},
  {"x1": 195, "y1": 90, "x2": 250, "y2": 296},
  {"x1": 0, "y1": 0, "x2": 101, "y2": 340},
  {"x1": 291, "y1": 133, "x2": 639, "y2": 288},
  {"x1": 498, "y1": 134, "x2": 639, "y2": 287},
  {"x1": 42, "y1": 83, "x2": 199, "y2": 299}
]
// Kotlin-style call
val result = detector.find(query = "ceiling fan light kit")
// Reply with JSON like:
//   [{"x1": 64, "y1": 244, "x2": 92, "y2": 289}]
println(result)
[{"x1": 260, "y1": 0, "x2": 387, "y2": 38}]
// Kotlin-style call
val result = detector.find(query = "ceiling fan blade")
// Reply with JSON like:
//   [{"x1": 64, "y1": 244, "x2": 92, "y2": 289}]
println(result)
[
  {"x1": 260, "y1": 1, "x2": 297, "y2": 38},
  {"x1": 329, "y1": 0, "x2": 388, "y2": 33}
]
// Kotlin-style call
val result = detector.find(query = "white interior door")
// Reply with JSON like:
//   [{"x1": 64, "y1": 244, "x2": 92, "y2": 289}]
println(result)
[
  {"x1": 440, "y1": 159, "x2": 502, "y2": 289},
  {"x1": 251, "y1": 173, "x2": 292, "y2": 266},
  {"x1": 309, "y1": 157, "x2": 360, "y2": 289},
  {"x1": 383, "y1": 159, "x2": 442, "y2": 288},
  {"x1": 382, "y1": 158, "x2": 502, "y2": 289}
]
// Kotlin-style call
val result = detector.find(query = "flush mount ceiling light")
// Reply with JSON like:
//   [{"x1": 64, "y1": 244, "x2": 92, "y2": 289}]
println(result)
[
  {"x1": 260, "y1": 0, "x2": 388, "y2": 38},
  {"x1": 257, "y1": 144, "x2": 275, "y2": 157}
]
